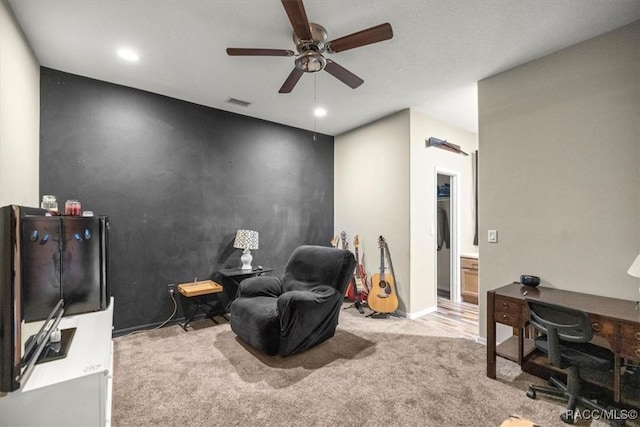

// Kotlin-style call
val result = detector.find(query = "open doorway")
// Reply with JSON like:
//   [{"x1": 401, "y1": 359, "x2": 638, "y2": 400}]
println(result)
[{"x1": 435, "y1": 169, "x2": 460, "y2": 303}]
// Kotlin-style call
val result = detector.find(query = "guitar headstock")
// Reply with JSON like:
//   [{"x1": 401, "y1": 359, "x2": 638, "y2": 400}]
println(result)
[
  {"x1": 354, "y1": 235, "x2": 360, "y2": 247},
  {"x1": 340, "y1": 231, "x2": 349, "y2": 250},
  {"x1": 378, "y1": 235, "x2": 386, "y2": 248},
  {"x1": 330, "y1": 235, "x2": 340, "y2": 248}
]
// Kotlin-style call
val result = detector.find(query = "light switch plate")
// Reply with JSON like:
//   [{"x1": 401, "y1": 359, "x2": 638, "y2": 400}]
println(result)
[{"x1": 488, "y1": 230, "x2": 498, "y2": 243}]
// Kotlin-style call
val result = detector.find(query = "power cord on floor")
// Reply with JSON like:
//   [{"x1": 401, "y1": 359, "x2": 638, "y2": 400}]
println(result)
[{"x1": 118, "y1": 291, "x2": 178, "y2": 338}]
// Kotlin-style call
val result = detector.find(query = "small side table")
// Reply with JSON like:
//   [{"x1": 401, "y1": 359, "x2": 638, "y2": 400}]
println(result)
[
  {"x1": 218, "y1": 267, "x2": 274, "y2": 285},
  {"x1": 178, "y1": 280, "x2": 224, "y2": 331},
  {"x1": 217, "y1": 267, "x2": 273, "y2": 311}
]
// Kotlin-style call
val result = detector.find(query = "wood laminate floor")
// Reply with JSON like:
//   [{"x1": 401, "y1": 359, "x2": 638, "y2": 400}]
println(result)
[{"x1": 416, "y1": 297, "x2": 480, "y2": 341}]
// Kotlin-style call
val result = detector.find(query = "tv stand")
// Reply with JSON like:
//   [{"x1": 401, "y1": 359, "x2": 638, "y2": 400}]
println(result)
[
  {"x1": 35, "y1": 327, "x2": 76, "y2": 364},
  {"x1": 0, "y1": 298, "x2": 114, "y2": 426}
]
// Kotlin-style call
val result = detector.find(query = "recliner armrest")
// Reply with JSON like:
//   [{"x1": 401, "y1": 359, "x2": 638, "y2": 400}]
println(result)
[
  {"x1": 277, "y1": 285, "x2": 339, "y2": 324},
  {"x1": 238, "y1": 276, "x2": 283, "y2": 298},
  {"x1": 278, "y1": 285, "x2": 336, "y2": 305},
  {"x1": 277, "y1": 285, "x2": 343, "y2": 356}
]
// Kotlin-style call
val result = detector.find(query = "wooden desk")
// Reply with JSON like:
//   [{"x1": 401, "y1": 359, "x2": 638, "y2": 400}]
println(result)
[{"x1": 487, "y1": 282, "x2": 640, "y2": 405}]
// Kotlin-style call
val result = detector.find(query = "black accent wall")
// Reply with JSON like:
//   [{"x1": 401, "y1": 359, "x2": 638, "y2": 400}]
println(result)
[{"x1": 40, "y1": 68, "x2": 334, "y2": 332}]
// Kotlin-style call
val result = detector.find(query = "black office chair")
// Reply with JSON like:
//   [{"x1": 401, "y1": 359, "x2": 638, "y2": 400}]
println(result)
[{"x1": 524, "y1": 298, "x2": 620, "y2": 425}]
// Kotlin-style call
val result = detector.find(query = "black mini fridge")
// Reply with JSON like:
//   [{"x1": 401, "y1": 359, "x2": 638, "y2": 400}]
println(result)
[{"x1": 21, "y1": 215, "x2": 110, "y2": 321}]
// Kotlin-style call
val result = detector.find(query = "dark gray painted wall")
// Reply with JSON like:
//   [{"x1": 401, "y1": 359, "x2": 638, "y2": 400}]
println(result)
[{"x1": 40, "y1": 68, "x2": 334, "y2": 332}]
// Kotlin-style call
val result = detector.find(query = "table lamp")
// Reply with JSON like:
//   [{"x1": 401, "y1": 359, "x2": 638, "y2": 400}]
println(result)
[
  {"x1": 233, "y1": 229, "x2": 259, "y2": 270},
  {"x1": 627, "y1": 253, "x2": 640, "y2": 308}
]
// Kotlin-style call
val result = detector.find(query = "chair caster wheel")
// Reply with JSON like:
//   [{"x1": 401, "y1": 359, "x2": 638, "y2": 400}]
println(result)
[
  {"x1": 526, "y1": 388, "x2": 536, "y2": 399},
  {"x1": 560, "y1": 412, "x2": 575, "y2": 424}
]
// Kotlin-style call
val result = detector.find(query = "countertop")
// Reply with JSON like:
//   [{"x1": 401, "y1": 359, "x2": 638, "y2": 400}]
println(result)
[{"x1": 460, "y1": 252, "x2": 479, "y2": 259}]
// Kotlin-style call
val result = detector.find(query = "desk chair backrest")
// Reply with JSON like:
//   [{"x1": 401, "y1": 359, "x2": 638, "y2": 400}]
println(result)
[{"x1": 526, "y1": 298, "x2": 593, "y2": 367}]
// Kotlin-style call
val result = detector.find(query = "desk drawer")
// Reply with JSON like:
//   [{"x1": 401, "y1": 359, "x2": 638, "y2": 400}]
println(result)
[
  {"x1": 494, "y1": 296, "x2": 521, "y2": 327},
  {"x1": 495, "y1": 295, "x2": 520, "y2": 313},
  {"x1": 618, "y1": 322, "x2": 640, "y2": 360},
  {"x1": 495, "y1": 310, "x2": 520, "y2": 327},
  {"x1": 589, "y1": 315, "x2": 616, "y2": 340}
]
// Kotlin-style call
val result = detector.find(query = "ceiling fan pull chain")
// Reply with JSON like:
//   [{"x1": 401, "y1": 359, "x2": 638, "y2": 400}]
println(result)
[{"x1": 313, "y1": 74, "x2": 317, "y2": 141}]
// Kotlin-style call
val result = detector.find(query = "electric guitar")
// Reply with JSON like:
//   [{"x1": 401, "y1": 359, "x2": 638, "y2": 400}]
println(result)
[
  {"x1": 340, "y1": 231, "x2": 358, "y2": 301},
  {"x1": 353, "y1": 235, "x2": 369, "y2": 302},
  {"x1": 367, "y1": 236, "x2": 398, "y2": 313}
]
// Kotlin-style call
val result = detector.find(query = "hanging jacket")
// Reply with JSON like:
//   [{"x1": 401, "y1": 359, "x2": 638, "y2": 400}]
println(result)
[{"x1": 437, "y1": 206, "x2": 450, "y2": 250}]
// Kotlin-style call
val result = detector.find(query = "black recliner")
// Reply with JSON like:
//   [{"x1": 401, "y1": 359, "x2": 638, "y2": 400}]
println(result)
[
  {"x1": 229, "y1": 245, "x2": 356, "y2": 357},
  {"x1": 525, "y1": 298, "x2": 621, "y2": 425}
]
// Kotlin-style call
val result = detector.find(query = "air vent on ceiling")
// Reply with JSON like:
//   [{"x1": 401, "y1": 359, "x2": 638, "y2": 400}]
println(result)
[{"x1": 226, "y1": 97, "x2": 252, "y2": 107}]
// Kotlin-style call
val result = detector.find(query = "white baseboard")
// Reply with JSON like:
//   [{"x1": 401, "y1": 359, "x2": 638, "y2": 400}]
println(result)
[
  {"x1": 401, "y1": 305, "x2": 438, "y2": 319},
  {"x1": 476, "y1": 337, "x2": 487, "y2": 346}
]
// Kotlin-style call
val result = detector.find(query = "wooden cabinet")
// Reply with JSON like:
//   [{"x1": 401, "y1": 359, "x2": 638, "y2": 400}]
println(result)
[{"x1": 461, "y1": 256, "x2": 478, "y2": 304}]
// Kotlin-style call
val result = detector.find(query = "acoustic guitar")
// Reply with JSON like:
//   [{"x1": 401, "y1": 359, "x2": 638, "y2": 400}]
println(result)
[{"x1": 367, "y1": 236, "x2": 398, "y2": 313}]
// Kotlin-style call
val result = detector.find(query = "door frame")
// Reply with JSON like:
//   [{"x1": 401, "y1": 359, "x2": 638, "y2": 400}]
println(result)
[{"x1": 434, "y1": 168, "x2": 460, "y2": 303}]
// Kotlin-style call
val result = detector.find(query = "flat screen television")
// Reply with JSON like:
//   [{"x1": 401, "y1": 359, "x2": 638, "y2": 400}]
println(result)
[{"x1": 0, "y1": 205, "x2": 64, "y2": 392}]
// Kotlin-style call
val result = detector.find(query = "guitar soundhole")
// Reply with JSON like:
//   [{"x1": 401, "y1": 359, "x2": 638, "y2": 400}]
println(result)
[{"x1": 377, "y1": 281, "x2": 390, "y2": 298}]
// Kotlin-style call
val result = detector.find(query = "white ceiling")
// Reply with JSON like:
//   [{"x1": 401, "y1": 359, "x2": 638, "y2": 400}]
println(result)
[{"x1": 7, "y1": 0, "x2": 640, "y2": 136}]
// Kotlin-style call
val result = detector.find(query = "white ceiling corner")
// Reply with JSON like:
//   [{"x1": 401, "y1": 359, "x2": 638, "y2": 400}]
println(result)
[{"x1": 7, "y1": 0, "x2": 640, "y2": 136}]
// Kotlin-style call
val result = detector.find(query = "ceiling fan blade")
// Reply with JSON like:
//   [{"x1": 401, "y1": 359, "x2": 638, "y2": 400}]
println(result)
[
  {"x1": 324, "y1": 60, "x2": 364, "y2": 89},
  {"x1": 281, "y1": 0, "x2": 312, "y2": 40},
  {"x1": 279, "y1": 68, "x2": 305, "y2": 93},
  {"x1": 227, "y1": 48, "x2": 295, "y2": 57},
  {"x1": 327, "y1": 23, "x2": 393, "y2": 53}
]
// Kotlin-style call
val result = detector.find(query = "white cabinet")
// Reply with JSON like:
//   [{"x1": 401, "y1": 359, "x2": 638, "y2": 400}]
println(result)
[{"x1": 0, "y1": 299, "x2": 114, "y2": 427}]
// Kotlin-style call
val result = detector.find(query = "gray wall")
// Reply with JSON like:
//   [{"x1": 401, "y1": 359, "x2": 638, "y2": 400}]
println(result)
[
  {"x1": 478, "y1": 22, "x2": 640, "y2": 339},
  {"x1": 334, "y1": 109, "x2": 478, "y2": 317},
  {"x1": 334, "y1": 110, "x2": 411, "y2": 313},
  {"x1": 40, "y1": 68, "x2": 334, "y2": 332}
]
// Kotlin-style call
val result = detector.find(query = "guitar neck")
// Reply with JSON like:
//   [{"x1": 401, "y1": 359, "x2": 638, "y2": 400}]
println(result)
[{"x1": 379, "y1": 245, "x2": 385, "y2": 280}]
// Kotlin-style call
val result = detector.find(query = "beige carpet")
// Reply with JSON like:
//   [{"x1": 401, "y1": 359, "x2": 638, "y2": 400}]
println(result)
[{"x1": 112, "y1": 307, "x2": 616, "y2": 426}]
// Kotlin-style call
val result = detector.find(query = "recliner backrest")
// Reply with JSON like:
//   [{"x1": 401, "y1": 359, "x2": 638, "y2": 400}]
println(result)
[
  {"x1": 526, "y1": 298, "x2": 593, "y2": 367},
  {"x1": 281, "y1": 245, "x2": 355, "y2": 294}
]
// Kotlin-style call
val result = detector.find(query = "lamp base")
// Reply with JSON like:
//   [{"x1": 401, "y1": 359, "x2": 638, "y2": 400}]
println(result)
[{"x1": 240, "y1": 250, "x2": 253, "y2": 270}]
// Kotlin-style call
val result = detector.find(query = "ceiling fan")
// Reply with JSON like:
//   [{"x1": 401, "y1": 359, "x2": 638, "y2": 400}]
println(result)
[{"x1": 226, "y1": 0, "x2": 393, "y2": 93}]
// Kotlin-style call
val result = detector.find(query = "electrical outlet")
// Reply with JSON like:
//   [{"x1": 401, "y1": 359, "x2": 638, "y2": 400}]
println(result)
[
  {"x1": 488, "y1": 230, "x2": 498, "y2": 243},
  {"x1": 167, "y1": 283, "x2": 176, "y2": 295}
]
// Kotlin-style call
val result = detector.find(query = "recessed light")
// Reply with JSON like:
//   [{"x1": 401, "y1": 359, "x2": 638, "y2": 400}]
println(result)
[
  {"x1": 314, "y1": 107, "x2": 327, "y2": 118},
  {"x1": 117, "y1": 48, "x2": 139, "y2": 62}
]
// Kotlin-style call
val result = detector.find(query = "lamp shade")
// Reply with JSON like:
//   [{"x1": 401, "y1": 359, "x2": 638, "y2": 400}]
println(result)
[
  {"x1": 233, "y1": 230, "x2": 259, "y2": 250},
  {"x1": 628, "y1": 254, "x2": 640, "y2": 278}
]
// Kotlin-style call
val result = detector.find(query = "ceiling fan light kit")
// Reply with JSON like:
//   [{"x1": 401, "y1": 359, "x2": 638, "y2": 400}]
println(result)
[
  {"x1": 295, "y1": 50, "x2": 326, "y2": 73},
  {"x1": 226, "y1": 0, "x2": 393, "y2": 93}
]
